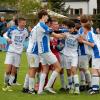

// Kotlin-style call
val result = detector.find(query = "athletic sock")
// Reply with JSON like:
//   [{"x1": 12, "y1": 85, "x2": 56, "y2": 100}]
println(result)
[
  {"x1": 38, "y1": 73, "x2": 46, "y2": 93},
  {"x1": 60, "y1": 73, "x2": 66, "y2": 88},
  {"x1": 23, "y1": 74, "x2": 29, "y2": 89},
  {"x1": 73, "y1": 74, "x2": 80, "y2": 92},
  {"x1": 45, "y1": 71, "x2": 58, "y2": 88},
  {"x1": 29, "y1": 77, "x2": 35, "y2": 91}
]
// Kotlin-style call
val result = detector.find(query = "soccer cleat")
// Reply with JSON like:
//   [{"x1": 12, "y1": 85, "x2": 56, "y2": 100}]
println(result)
[
  {"x1": 79, "y1": 85, "x2": 86, "y2": 91},
  {"x1": 59, "y1": 88, "x2": 66, "y2": 92},
  {"x1": 74, "y1": 90, "x2": 80, "y2": 95},
  {"x1": 44, "y1": 87, "x2": 56, "y2": 94},
  {"x1": 69, "y1": 89, "x2": 74, "y2": 94},
  {"x1": 22, "y1": 88, "x2": 29, "y2": 93},
  {"x1": 2, "y1": 85, "x2": 13, "y2": 92},
  {"x1": 89, "y1": 90, "x2": 99, "y2": 95},
  {"x1": 7, "y1": 86, "x2": 13, "y2": 92},
  {"x1": 28, "y1": 90, "x2": 36, "y2": 94},
  {"x1": 2, "y1": 85, "x2": 8, "y2": 92}
]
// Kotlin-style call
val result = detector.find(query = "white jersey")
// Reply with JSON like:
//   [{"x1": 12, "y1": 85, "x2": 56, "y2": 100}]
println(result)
[
  {"x1": 36, "y1": 22, "x2": 51, "y2": 54},
  {"x1": 5, "y1": 26, "x2": 28, "y2": 54},
  {"x1": 27, "y1": 26, "x2": 38, "y2": 55},
  {"x1": 63, "y1": 32, "x2": 79, "y2": 57}
]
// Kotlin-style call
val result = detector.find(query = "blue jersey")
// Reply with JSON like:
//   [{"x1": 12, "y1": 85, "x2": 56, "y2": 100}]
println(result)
[
  {"x1": 36, "y1": 22, "x2": 51, "y2": 54},
  {"x1": 27, "y1": 26, "x2": 38, "y2": 55},
  {"x1": 87, "y1": 31, "x2": 100, "y2": 58},
  {"x1": 78, "y1": 27, "x2": 94, "y2": 56}
]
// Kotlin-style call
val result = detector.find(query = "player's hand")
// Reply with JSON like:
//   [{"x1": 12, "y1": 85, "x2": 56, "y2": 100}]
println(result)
[
  {"x1": 77, "y1": 36, "x2": 84, "y2": 43},
  {"x1": 7, "y1": 38, "x2": 12, "y2": 44}
]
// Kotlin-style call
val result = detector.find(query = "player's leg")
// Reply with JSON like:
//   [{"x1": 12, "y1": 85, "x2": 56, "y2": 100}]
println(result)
[
  {"x1": 27, "y1": 53, "x2": 39, "y2": 94},
  {"x1": 8, "y1": 53, "x2": 21, "y2": 86},
  {"x1": 44, "y1": 52, "x2": 62, "y2": 94},
  {"x1": 38, "y1": 63, "x2": 49, "y2": 94},
  {"x1": 89, "y1": 58, "x2": 100, "y2": 94},
  {"x1": 71, "y1": 56, "x2": 80, "y2": 94},
  {"x1": 2, "y1": 52, "x2": 14, "y2": 91},
  {"x1": 59, "y1": 54, "x2": 66, "y2": 91},
  {"x1": 79, "y1": 56, "x2": 86, "y2": 90}
]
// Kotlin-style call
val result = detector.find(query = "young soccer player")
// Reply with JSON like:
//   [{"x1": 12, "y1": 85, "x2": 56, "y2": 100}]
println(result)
[
  {"x1": 61, "y1": 20, "x2": 80, "y2": 94},
  {"x1": 22, "y1": 23, "x2": 40, "y2": 94},
  {"x1": 78, "y1": 23, "x2": 100, "y2": 94},
  {"x1": 2, "y1": 18, "x2": 28, "y2": 91},
  {"x1": 78, "y1": 15, "x2": 92, "y2": 91},
  {"x1": 34, "y1": 9, "x2": 66, "y2": 94}
]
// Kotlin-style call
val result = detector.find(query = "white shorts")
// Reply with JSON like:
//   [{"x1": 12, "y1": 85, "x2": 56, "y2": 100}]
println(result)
[
  {"x1": 78, "y1": 55, "x2": 90, "y2": 69},
  {"x1": 40, "y1": 52, "x2": 57, "y2": 65},
  {"x1": 92, "y1": 58, "x2": 100, "y2": 69},
  {"x1": 5, "y1": 52, "x2": 21, "y2": 68},
  {"x1": 63, "y1": 55, "x2": 78, "y2": 69},
  {"x1": 27, "y1": 53, "x2": 39, "y2": 68}
]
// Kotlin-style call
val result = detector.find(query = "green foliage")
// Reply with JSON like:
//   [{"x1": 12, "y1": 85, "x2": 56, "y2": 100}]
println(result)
[
  {"x1": 93, "y1": 14, "x2": 100, "y2": 28},
  {"x1": 17, "y1": 0, "x2": 41, "y2": 16},
  {"x1": 48, "y1": 0, "x2": 65, "y2": 13}
]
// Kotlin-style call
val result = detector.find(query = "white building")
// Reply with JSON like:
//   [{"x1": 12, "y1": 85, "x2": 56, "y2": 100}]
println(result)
[
  {"x1": 42, "y1": 0, "x2": 97, "y2": 15},
  {"x1": 64, "y1": 0, "x2": 97, "y2": 15}
]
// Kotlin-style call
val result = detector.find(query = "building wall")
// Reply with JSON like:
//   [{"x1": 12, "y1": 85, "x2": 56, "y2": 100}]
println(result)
[
  {"x1": 89, "y1": 0, "x2": 97, "y2": 14},
  {"x1": 65, "y1": 0, "x2": 97, "y2": 15}
]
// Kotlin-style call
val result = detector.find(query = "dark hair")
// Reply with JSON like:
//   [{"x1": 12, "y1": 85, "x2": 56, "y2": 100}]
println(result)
[
  {"x1": 67, "y1": 20, "x2": 75, "y2": 28},
  {"x1": 75, "y1": 23, "x2": 81, "y2": 30},
  {"x1": 46, "y1": 15, "x2": 52, "y2": 23},
  {"x1": 62, "y1": 19, "x2": 70, "y2": 26},
  {"x1": 80, "y1": 15, "x2": 88, "y2": 23},
  {"x1": 83, "y1": 23, "x2": 91, "y2": 31},
  {"x1": 18, "y1": 18, "x2": 26, "y2": 22},
  {"x1": 38, "y1": 9, "x2": 48, "y2": 19}
]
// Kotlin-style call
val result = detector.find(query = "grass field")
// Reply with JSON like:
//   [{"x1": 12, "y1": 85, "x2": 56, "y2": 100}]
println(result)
[{"x1": 0, "y1": 52, "x2": 100, "y2": 100}]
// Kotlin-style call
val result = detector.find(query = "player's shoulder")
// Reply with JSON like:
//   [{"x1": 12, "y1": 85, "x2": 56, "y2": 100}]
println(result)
[
  {"x1": 39, "y1": 22, "x2": 49, "y2": 31},
  {"x1": 78, "y1": 27, "x2": 83, "y2": 34},
  {"x1": 7, "y1": 25, "x2": 17, "y2": 33}
]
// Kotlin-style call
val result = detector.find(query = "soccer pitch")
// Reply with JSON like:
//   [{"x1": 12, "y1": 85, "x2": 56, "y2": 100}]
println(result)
[{"x1": 0, "y1": 52, "x2": 100, "y2": 100}]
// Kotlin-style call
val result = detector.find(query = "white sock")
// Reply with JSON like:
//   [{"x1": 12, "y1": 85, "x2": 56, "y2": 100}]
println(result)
[
  {"x1": 46, "y1": 71, "x2": 58, "y2": 88},
  {"x1": 92, "y1": 75, "x2": 99, "y2": 91},
  {"x1": 73, "y1": 74, "x2": 79, "y2": 92},
  {"x1": 29, "y1": 77, "x2": 35, "y2": 91},
  {"x1": 80, "y1": 71, "x2": 86, "y2": 85},
  {"x1": 67, "y1": 76, "x2": 73, "y2": 89},
  {"x1": 60, "y1": 73, "x2": 66, "y2": 88},
  {"x1": 23, "y1": 74, "x2": 29, "y2": 89},
  {"x1": 4, "y1": 73, "x2": 9, "y2": 84},
  {"x1": 38, "y1": 73, "x2": 46, "y2": 93},
  {"x1": 9, "y1": 75, "x2": 15, "y2": 85},
  {"x1": 85, "y1": 70, "x2": 91, "y2": 87}
]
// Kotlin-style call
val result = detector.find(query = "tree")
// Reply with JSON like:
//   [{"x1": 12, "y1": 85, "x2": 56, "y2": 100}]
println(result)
[
  {"x1": 47, "y1": 0, "x2": 69, "y2": 15},
  {"x1": 16, "y1": 0, "x2": 41, "y2": 16},
  {"x1": 97, "y1": 0, "x2": 100, "y2": 14},
  {"x1": 48, "y1": 0, "x2": 65, "y2": 12}
]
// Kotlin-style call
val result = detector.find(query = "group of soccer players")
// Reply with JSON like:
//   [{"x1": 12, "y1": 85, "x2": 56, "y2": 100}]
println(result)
[{"x1": 2, "y1": 9, "x2": 100, "y2": 95}]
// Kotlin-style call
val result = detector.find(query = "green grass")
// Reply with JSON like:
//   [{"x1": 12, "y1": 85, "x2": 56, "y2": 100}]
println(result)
[{"x1": 0, "y1": 52, "x2": 100, "y2": 100}]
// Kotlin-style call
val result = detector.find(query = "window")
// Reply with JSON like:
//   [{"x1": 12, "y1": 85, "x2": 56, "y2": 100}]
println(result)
[
  {"x1": 75, "y1": 9, "x2": 80, "y2": 15},
  {"x1": 93, "y1": 8, "x2": 97, "y2": 15}
]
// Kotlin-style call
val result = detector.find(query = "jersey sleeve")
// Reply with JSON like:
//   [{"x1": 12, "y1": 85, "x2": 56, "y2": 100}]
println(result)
[
  {"x1": 87, "y1": 32, "x2": 94, "y2": 43},
  {"x1": 6, "y1": 26, "x2": 17, "y2": 37},
  {"x1": 40, "y1": 22, "x2": 52, "y2": 34}
]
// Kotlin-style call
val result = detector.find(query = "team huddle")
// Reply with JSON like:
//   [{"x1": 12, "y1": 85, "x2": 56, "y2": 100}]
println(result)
[{"x1": 2, "y1": 9, "x2": 100, "y2": 95}]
